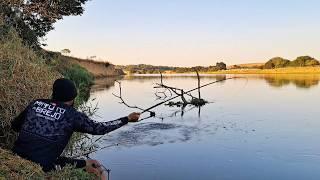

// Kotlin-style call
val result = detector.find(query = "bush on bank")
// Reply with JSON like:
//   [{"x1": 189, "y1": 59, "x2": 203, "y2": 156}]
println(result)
[
  {"x1": 264, "y1": 56, "x2": 320, "y2": 69},
  {"x1": 59, "y1": 64, "x2": 94, "y2": 106}
]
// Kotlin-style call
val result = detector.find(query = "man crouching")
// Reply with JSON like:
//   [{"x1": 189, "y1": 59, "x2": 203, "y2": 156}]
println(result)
[{"x1": 11, "y1": 78, "x2": 140, "y2": 179}]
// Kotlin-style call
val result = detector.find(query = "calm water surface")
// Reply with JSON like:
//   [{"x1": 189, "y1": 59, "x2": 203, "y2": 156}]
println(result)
[{"x1": 88, "y1": 74, "x2": 320, "y2": 180}]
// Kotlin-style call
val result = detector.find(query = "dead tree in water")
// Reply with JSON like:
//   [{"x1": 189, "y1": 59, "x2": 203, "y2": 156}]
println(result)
[
  {"x1": 113, "y1": 74, "x2": 233, "y2": 119},
  {"x1": 154, "y1": 71, "x2": 208, "y2": 108}
]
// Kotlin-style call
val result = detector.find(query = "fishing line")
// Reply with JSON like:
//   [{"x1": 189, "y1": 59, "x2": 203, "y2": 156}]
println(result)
[
  {"x1": 208, "y1": 75, "x2": 249, "y2": 103},
  {"x1": 85, "y1": 76, "x2": 243, "y2": 147}
]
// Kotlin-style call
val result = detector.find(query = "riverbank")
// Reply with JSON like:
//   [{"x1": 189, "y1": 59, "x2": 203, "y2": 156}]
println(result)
[
  {"x1": 207, "y1": 66, "x2": 320, "y2": 74},
  {"x1": 155, "y1": 66, "x2": 320, "y2": 75},
  {"x1": 62, "y1": 55, "x2": 125, "y2": 77}
]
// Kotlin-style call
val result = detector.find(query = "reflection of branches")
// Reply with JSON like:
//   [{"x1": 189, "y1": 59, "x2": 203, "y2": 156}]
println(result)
[
  {"x1": 263, "y1": 75, "x2": 320, "y2": 89},
  {"x1": 156, "y1": 105, "x2": 198, "y2": 120},
  {"x1": 155, "y1": 88, "x2": 171, "y2": 100}
]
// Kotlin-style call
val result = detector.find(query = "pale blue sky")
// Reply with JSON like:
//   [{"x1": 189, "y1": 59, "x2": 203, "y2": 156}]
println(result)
[{"x1": 45, "y1": 0, "x2": 320, "y2": 66}]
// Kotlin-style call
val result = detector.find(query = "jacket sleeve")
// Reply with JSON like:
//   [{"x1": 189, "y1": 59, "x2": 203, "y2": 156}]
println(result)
[
  {"x1": 73, "y1": 112, "x2": 129, "y2": 135},
  {"x1": 11, "y1": 108, "x2": 28, "y2": 132}
]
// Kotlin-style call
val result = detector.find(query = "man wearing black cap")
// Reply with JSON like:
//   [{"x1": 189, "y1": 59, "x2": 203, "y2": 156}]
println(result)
[{"x1": 11, "y1": 78, "x2": 140, "y2": 178}]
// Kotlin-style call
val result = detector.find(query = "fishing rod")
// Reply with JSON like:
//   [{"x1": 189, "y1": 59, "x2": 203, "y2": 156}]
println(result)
[
  {"x1": 80, "y1": 77, "x2": 238, "y2": 174},
  {"x1": 140, "y1": 77, "x2": 237, "y2": 115}
]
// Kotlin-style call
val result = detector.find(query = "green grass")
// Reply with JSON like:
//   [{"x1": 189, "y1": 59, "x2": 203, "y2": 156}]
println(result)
[{"x1": 61, "y1": 64, "x2": 94, "y2": 106}]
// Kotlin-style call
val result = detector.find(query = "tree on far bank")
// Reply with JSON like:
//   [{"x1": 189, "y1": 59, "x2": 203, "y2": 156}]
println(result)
[
  {"x1": 216, "y1": 62, "x2": 227, "y2": 70},
  {"x1": 289, "y1": 56, "x2": 319, "y2": 67},
  {"x1": 264, "y1": 57, "x2": 290, "y2": 69},
  {"x1": 61, "y1": 49, "x2": 71, "y2": 55}
]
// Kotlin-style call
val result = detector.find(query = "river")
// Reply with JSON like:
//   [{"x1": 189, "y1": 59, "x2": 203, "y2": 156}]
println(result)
[{"x1": 87, "y1": 74, "x2": 320, "y2": 180}]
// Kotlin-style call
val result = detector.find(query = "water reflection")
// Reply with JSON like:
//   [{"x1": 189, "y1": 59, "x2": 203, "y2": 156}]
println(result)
[
  {"x1": 92, "y1": 74, "x2": 320, "y2": 94},
  {"x1": 261, "y1": 74, "x2": 320, "y2": 88},
  {"x1": 91, "y1": 76, "x2": 123, "y2": 92},
  {"x1": 90, "y1": 73, "x2": 320, "y2": 149},
  {"x1": 90, "y1": 73, "x2": 320, "y2": 180},
  {"x1": 123, "y1": 74, "x2": 227, "y2": 82}
]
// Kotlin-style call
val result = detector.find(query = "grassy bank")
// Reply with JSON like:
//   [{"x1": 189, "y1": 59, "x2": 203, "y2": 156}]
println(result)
[
  {"x1": 0, "y1": 27, "x2": 95, "y2": 178},
  {"x1": 155, "y1": 66, "x2": 320, "y2": 75},
  {"x1": 208, "y1": 66, "x2": 320, "y2": 74}
]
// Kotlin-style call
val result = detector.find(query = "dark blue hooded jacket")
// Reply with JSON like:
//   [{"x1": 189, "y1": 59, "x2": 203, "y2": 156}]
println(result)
[{"x1": 12, "y1": 99, "x2": 128, "y2": 172}]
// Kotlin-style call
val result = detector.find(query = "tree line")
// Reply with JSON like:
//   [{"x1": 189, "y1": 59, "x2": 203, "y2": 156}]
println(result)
[
  {"x1": 264, "y1": 56, "x2": 319, "y2": 69},
  {"x1": 118, "y1": 62, "x2": 227, "y2": 74}
]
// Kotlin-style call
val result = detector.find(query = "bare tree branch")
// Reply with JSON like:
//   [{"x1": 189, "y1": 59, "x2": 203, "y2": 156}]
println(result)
[
  {"x1": 153, "y1": 71, "x2": 206, "y2": 106},
  {"x1": 112, "y1": 80, "x2": 155, "y2": 116},
  {"x1": 196, "y1": 71, "x2": 201, "y2": 100}
]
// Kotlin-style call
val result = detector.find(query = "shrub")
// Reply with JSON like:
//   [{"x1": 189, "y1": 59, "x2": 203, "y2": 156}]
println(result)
[
  {"x1": 60, "y1": 64, "x2": 94, "y2": 106},
  {"x1": 289, "y1": 56, "x2": 320, "y2": 67},
  {"x1": 264, "y1": 57, "x2": 290, "y2": 69},
  {"x1": 44, "y1": 52, "x2": 95, "y2": 106},
  {"x1": 62, "y1": 64, "x2": 94, "y2": 90},
  {"x1": 216, "y1": 62, "x2": 227, "y2": 70}
]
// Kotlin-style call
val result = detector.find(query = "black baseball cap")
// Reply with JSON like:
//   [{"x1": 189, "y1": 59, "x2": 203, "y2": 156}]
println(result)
[{"x1": 52, "y1": 78, "x2": 78, "y2": 102}]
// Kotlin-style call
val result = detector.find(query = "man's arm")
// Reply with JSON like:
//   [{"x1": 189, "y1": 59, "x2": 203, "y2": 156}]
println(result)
[
  {"x1": 55, "y1": 157, "x2": 107, "y2": 179},
  {"x1": 11, "y1": 108, "x2": 28, "y2": 132},
  {"x1": 73, "y1": 112, "x2": 131, "y2": 135}
]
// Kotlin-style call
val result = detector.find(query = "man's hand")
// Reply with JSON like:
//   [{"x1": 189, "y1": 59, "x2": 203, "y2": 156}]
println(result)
[
  {"x1": 128, "y1": 112, "x2": 140, "y2": 122},
  {"x1": 85, "y1": 159, "x2": 107, "y2": 180}
]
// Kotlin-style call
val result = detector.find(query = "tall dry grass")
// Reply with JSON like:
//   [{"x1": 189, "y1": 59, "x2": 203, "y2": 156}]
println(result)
[
  {"x1": 0, "y1": 148, "x2": 96, "y2": 179},
  {"x1": 0, "y1": 28, "x2": 61, "y2": 148}
]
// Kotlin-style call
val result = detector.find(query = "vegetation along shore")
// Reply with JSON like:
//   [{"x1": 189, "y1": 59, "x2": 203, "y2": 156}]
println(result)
[
  {"x1": 1, "y1": 0, "x2": 319, "y2": 179},
  {"x1": 0, "y1": 1, "x2": 123, "y2": 178},
  {"x1": 118, "y1": 56, "x2": 320, "y2": 75}
]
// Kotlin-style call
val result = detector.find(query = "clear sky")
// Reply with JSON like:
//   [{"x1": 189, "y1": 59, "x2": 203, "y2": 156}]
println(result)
[{"x1": 45, "y1": 0, "x2": 320, "y2": 66}]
